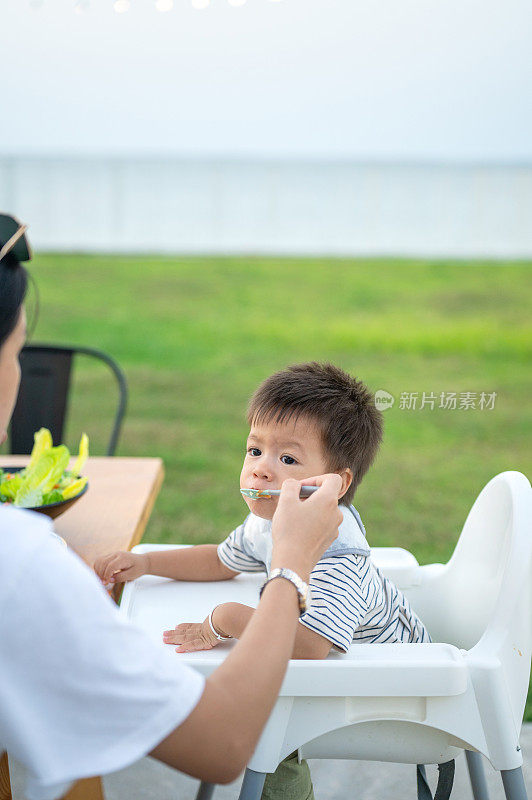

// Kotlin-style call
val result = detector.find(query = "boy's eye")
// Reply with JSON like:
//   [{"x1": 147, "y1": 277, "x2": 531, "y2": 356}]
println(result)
[
  {"x1": 281, "y1": 455, "x2": 297, "y2": 465},
  {"x1": 248, "y1": 447, "x2": 261, "y2": 457}
]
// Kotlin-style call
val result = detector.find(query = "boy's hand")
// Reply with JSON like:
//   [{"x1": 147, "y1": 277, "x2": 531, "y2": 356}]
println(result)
[
  {"x1": 163, "y1": 610, "x2": 230, "y2": 653},
  {"x1": 93, "y1": 551, "x2": 148, "y2": 585}
]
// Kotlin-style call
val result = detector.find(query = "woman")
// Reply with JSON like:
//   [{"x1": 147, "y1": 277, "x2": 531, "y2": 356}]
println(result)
[{"x1": 0, "y1": 214, "x2": 343, "y2": 800}]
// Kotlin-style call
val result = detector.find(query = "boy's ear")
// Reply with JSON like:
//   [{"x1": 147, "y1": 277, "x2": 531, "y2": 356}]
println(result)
[{"x1": 338, "y1": 468, "x2": 353, "y2": 500}]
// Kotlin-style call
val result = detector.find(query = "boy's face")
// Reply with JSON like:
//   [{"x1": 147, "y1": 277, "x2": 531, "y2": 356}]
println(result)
[{"x1": 240, "y1": 415, "x2": 331, "y2": 521}]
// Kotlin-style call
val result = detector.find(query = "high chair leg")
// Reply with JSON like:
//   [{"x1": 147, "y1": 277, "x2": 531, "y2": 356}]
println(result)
[
  {"x1": 501, "y1": 767, "x2": 529, "y2": 800},
  {"x1": 238, "y1": 768, "x2": 267, "y2": 800},
  {"x1": 195, "y1": 781, "x2": 216, "y2": 800},
  {"x1": 465, "y1": 751, "x2": 490, "y2": 800}
]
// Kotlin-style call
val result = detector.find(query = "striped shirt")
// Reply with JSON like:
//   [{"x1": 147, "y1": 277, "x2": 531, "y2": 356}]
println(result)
[{"x1": 217, "y1": 508, "x2": 431, "y2": 653}]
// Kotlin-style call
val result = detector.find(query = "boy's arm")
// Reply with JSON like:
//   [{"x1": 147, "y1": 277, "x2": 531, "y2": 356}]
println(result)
[
  {"x1": 216, "y1": 603, "x2": 333, "y2": 659},
  {"x1": 165, "y1": 602, "x2": 332, "y2": 659},
  {"x1": 145, "y1": 545, "x2": 238, "y2": 581},
  {"x1": 94, "y1": 545, "x2": 238, "y2": 585},
  {"x1": 143, "y1": 519, "x2": 258, "y2": 582}
]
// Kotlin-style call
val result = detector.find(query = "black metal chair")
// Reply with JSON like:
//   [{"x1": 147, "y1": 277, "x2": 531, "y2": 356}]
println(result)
[{"x1": 9, "y1": 343, "x2": 128, "y2": 456}]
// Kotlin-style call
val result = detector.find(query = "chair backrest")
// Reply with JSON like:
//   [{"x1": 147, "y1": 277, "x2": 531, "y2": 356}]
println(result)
[
  {"x1": 403, "y1": 471, "x2": 532, "y2": 729},
  {"x1": 403, "y1": 471, "x2": 532, "y2": 654},
  {"x1": 9, "y1": 343, "x2": 128, "y2": 456}
]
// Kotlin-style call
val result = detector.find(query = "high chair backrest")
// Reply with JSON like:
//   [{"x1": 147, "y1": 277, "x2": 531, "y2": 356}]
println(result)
[{"x1": 402, "y1": 471, "x2": 532, "y2": 655}]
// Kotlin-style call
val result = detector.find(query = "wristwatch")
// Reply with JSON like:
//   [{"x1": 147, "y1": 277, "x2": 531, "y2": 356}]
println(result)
[{"x1": 259, "y1": 567, "x2": 310, "y2": 616}]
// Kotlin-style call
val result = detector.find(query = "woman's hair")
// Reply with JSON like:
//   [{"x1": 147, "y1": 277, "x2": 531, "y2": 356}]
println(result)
[
  {"x1": 247, "y1": 361, "x2": 383, "y2": 506},
  {"x1": 0, "y1": 253, "x2": 28, "y2": 347}
]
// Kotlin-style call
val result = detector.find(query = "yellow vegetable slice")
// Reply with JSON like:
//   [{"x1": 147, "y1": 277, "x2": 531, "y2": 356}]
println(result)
[
  {"x1": 62, "y1": 477, "x2": 88, "y2": 500},
  {"x1": 72, "y1": 433, "x2": 89, "y2": 476}
]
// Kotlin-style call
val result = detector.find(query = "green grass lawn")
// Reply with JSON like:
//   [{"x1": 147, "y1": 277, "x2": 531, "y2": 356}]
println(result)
[{"x1": 6, "y1": 254, "x2": 532, "y2": 718}]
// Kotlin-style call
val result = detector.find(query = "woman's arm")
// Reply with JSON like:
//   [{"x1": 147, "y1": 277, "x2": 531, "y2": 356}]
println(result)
[
  {"x1": 149, "y1": 578, "x2": 301, "y2": 783},
  {"x1": 149, "y1": 475, "x2": 343, "y2": 783}
]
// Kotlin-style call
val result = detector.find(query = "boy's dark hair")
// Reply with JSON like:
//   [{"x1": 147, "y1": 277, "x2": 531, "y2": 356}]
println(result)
[{"x1": 247, "y1": 362, "x2": 383, "y2": 506}]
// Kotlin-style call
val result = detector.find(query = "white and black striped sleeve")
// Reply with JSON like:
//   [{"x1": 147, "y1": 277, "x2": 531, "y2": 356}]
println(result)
[
  {"x1": 217, "y1": 519, "x2": 265, "y2": 574},
  {"x1": 299, "y1": 554, "x2": 370, "y2": 653}
]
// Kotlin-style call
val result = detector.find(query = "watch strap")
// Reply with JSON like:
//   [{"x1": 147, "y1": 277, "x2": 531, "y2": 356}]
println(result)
[{"x1": 260, "y1": 567, "x2": 309, "y2": 616}]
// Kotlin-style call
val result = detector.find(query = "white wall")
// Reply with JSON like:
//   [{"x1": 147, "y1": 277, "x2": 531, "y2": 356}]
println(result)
[{"x1": 2, "y1": 157, "x2": 530, "y2": 257}]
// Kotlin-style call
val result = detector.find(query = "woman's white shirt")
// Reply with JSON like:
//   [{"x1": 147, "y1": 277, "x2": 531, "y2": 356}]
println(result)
[{"x1": 0, "y1": 506, "x2": 205, "y2": 800}]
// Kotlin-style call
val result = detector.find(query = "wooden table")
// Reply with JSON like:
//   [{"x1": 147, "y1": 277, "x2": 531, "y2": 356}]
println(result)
[{"x1": 0, "y1": 456, "x2": 164, "y2": 800}]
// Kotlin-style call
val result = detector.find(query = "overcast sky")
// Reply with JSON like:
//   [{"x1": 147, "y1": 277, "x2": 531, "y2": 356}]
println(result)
[{"x1": 2, "y1": 0, "x2": 531, "y2": 160}]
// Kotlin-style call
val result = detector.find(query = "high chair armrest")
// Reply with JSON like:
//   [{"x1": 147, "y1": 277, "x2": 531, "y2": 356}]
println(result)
[{"x1": 184, "y1": 642, "x2": 468, "y2": 698}]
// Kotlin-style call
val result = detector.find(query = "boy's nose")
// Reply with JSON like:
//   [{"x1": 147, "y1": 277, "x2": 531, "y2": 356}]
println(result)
[{"x1": 252, "y1": 460, "x2": 274, "y2": 481}]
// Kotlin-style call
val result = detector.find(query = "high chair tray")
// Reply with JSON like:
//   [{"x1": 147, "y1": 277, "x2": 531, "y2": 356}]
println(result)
[{"x1": 120, "y1": 544, "x2": 467, "y2": 697}]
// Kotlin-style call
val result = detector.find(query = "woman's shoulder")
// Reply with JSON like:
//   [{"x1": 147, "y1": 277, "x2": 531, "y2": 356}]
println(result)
[
  {"x1": 0, "y1": 506, "x2": 54, "y2": 561},
  {"x1": 0, "y1": 506, "x2": 56, "y2": 613},
  {"x1": 0, "y1": 503, "x2": 54, "y2": 530}
]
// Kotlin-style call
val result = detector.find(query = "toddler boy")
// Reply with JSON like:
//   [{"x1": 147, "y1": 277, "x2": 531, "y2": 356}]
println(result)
[{"x1": 95, "y1": 362, "x2": 431, "y2": 799}]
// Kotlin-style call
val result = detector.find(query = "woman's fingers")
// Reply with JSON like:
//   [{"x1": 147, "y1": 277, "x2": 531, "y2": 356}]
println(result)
[
  {"x1": 294, "y1": 475, "x2": 323, "y2": 487},
  {"x1": 279, "y1": 474, "x2": 343, "y2": 501},
  {"x1": 299, "y1": 473, "x2": 343, "y2": 493},
  {"x1": 305, "y1": 474, "x2": 344, "y2": 515},
  {"x1": 279, "y1": 477, "x2": 302, "y2": 496},
  {"x1": 273, "y1": 473, "x2": 345, "y2": 574}
]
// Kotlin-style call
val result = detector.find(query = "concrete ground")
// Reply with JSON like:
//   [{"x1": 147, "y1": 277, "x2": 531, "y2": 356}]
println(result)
[{"x1": 9, "y1": 725, "x2": 532, "y2": 800}]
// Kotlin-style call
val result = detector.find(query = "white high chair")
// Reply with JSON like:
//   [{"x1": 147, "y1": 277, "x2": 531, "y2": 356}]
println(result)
[{"x1": 120, "y1": 471, "x2": 532, "y2": 800}]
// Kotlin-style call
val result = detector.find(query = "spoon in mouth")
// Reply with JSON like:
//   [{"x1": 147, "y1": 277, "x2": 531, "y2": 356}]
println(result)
[{"x1": 241, "y1": 486, "x2": 318, "y2": 500}]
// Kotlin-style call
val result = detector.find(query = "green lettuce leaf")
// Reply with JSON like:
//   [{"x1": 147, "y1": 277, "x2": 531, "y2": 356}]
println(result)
[
  {"x1": 17, "y1": 488, "x2": 44, "y2": 509},
  {"x1": 0, "y1": 473, "x2": 24, "y2": 501},
  {"x1": 14, "y1": 445, "x2": 70, "y2": 507},
  {"x1": 42, "y1": 489, "x2": 64, "y2": 505}
]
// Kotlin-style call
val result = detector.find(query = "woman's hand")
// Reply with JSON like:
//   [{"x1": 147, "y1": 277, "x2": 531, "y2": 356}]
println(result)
[
  {"x1": 163, "y1": 608, "x2": 231, "y2": 653},
  {"x1": 93, "y1": 550, "x2": 149, "y2": 585},
  {"x1": 270, "y1": 473, "x2": 344, "y2": 581}
]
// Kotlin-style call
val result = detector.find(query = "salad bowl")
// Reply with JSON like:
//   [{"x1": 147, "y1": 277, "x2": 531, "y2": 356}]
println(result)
[
  {"x1": 0, "y1": 465, "x2": 89, "y2": 519},
  {"x1": 0, "y1": 428, "x2": 89, "y2": 519}
]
